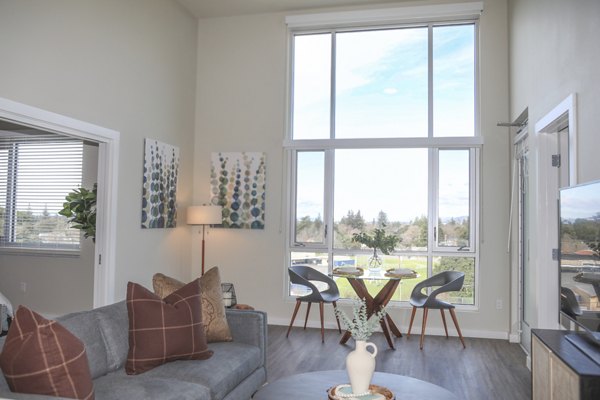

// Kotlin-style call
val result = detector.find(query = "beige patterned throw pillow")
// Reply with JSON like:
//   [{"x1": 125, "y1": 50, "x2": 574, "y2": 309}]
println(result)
[{"x1": 152, "y1": 267, "x2": 233, "y2": 342}]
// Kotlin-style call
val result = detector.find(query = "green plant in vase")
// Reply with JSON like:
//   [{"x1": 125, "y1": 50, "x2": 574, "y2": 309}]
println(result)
[
  {"x1": 352, "y1": 227, "x2": 399, "y2": 270},
  {"x1": 59, "y1": 184, "x2": 97, "y2": 242}
]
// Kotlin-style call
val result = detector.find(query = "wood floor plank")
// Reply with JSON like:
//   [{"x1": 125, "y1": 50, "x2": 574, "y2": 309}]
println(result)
[{"x1": 266, "y1": 325, "x2": 531, "y2": 400}]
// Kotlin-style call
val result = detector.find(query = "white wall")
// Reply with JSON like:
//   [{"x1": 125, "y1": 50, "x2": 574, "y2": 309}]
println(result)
[
  {"x1": 509, "y1": 0, "x2": 600, "y2": 330},
  {"x1": 194, "y1": 0, "x2": 512, "y2": 338},
  {"x1": 0, "y1": 0, "x2": 198, "y2": 313}
]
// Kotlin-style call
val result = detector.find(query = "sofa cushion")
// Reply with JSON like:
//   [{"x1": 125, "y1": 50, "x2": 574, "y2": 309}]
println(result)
[
  {"x1": 143, "y1": 341, "x2": 261, "y2": 400},
  {"x1": 153, "y1": 267, "x2": 232, "y2": 342},
  {"x1": 126, "y1": 279, "x2": 213, "y2": 375},
  {"x1": 93, "y1": 301, "x2": 129, "y2": 372},
  {"x1": 57, "y1": 309, "x2": 110, "y2": 379},
  {"x1": 93, "y1": 369, "x2": 211, "y2": 400},
  {"x1": 0, "y1": 306, "x2": 94, "y2": 400}
]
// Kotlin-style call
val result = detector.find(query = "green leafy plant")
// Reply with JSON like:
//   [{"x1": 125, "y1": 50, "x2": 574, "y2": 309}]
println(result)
[
  {"x1": 335, "y1": 298, "x2": 386, "y2": 341},
  {"x1": 352, "y1": 227, "x2": 400, "y2": 268},
  {"x1": 58, "y1": 184, "x2": 97, "y2": 241}
]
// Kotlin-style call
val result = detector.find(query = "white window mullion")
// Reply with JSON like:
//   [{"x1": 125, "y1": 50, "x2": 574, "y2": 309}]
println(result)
[
  {"x1": 428, "y1": 23, "x2": 434, "y2": 138},
  {"x1": 330, "y1": 31, "x2": 336, "y2": 140},
  {"x1": 470, "y1": 148, "x2": 479, "y2": 252},
  {"x1": 429, "y1": 147, "x2": 438, "y2": 277},
  {"x1": 324, "y1": 149, "x2": 335, "y2": 272}
]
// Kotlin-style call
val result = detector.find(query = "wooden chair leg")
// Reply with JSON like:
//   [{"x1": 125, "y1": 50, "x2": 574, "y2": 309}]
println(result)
[
  {"x1": 332, "y1": 301, "x2": 342, "y2": 333},
  {"x1": 440, "y1": 309, "x2": 449, "y2": 338},
  {"x1": 407, "y1": 306, "x2": 417, "y2": 338},
  {"x1": 449, "y1": 308, "x2": 466, "y2": 348},
  {"x1": 419, "y1": 307, "x2": 429, "y2": 350},
  {"x1": 319, "y1": 301, "x2": 325, "y2": 343},
  {"x1": 286, "y1": 299, "x2": 302, "y2": 338},
  {"x1": 303, "y1": 302, "x2": 312, "y2": 330}
]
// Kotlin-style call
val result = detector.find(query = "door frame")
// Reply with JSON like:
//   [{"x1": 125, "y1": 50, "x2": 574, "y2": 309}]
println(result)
[
  {"x1": 532, "y1": 93, "x2": 577, "y2": 330},
  {"x1": 0, "y1": 97, "x2": 120, "y2": 308}
]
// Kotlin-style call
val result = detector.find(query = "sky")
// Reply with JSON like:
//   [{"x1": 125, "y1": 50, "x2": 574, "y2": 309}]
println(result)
[{"x1": 293, "y1": 24, "x2": 474, "y2": 223}]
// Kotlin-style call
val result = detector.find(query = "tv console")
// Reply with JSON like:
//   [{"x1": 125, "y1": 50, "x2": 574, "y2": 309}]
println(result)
[{"x1": 532, "y1": 329, "x2": 600, "y2": 400}]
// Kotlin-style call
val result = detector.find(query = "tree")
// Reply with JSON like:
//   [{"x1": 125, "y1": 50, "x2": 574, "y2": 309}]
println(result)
[
  {"x1": 376, "y1": 210, "x2": 389, "y2": 227},
  {"x1": 340, "y1": 210, "x2": 366, "y2": 230}
]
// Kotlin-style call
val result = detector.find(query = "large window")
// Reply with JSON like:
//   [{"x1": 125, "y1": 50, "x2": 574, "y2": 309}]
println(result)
[
  {"x1": 287, "y1": 21, "x2": 479, "y2": 306},
  {"x1": 0, "y1": 133, "x2": 83, "y2": 250}
]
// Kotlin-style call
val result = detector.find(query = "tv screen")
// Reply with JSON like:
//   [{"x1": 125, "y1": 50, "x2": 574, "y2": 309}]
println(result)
[{"x1": 559, "y1": 179, "x2": 600, "y2": 344}]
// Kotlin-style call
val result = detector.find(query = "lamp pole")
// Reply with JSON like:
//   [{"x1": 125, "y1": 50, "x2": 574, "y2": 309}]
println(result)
[{"x1": 187, "y1": 205, "x2": 223, "y2": 276}]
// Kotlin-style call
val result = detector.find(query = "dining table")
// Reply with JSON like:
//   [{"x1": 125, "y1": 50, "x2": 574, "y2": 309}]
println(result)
[{"x1": 332, "y1": 266, "x2": 418, "y2": 350}]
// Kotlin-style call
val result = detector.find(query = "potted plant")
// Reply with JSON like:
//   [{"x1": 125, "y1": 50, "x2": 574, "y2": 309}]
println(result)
[
  {"x1": 335, "y1": 299, "x2": 386, "y2": 395},
  {"x1": 352, "y1": 227, "x2": 399, "y2": 270},
  {"x1": 58, "y1": 184, "x2": 97, "y2": 242}
]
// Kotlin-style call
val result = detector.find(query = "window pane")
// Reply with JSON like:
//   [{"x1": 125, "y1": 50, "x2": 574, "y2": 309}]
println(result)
[
  {"x1": 0, "y1": 138, "x2": 82, "y2": 249},
  {"x1": 433, "y1": 24, "x2": 475, "y2": 137},
  {"x1": 334, "y1": 149, "x2": 428, "y2": 251},
  {"x1": 292, "y1": 34, "x2": 331, "y2": 139},
  {"x1": 438, "y1": 149, "x2": 470, "y2": 248},
  {"x1": 336, "y1": 28, "x2": 428, "y2": 138},
  {"x1": 295, "y1": 151, "x2": 325, "y2": 243},
  {"x1": 433, "y1": 256, "x2": 475, "y2": 305}
]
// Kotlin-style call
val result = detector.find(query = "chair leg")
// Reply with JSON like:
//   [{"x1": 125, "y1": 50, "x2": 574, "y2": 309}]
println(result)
[
  {"x1": 286, "y1": 299, "x2": 302, "y2": 338},
  {"x1": 449, "y1": 308, "x2": 466, "y2": 348},
  {"x1": 332, "y1": 301, "x2": 342, "y2": 333},
  {"x1": 440, "y1": 309, "x2": 449, "y2": 338},
  {"x1": 419, "y1": 307, "x2": 429, "y2": 350},
  {"x1": 319, "y1": 301, "x2": 325, "y2": 343},
  {"x1": 303, "y1": 302, "x2": 312, "y2": 330},
  {"x1": 407, "y1": 306, "x2": 417, "y2": 338}
]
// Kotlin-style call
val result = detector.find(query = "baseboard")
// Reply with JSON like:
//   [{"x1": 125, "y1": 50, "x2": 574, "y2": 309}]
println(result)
[
  {"x1": 269, "y1": 317, "x2": 510, "y2": 340},
  {"x1": 509, "y1": 333, "x2": 520, "y2": 343}
]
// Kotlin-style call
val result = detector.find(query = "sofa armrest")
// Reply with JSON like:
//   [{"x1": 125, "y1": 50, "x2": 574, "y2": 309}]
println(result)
[{"x1": 226, "y1": 309, "x2": 267, "y2": 370}]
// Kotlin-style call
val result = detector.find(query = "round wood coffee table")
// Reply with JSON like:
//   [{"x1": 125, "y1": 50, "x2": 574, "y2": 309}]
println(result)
[{"x1": 252, "y1": 370, "x2": 459, "y2": 399}]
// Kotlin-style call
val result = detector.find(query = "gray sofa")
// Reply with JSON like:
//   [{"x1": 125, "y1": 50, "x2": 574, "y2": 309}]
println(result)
[{"x1": 0, "y1": 301, "x2": 267, "y2": 400}]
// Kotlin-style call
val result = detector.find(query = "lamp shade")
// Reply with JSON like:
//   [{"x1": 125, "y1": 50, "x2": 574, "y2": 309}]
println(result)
[{"x1": 186, "y1": 205, "x2": 222, "y2": 225}]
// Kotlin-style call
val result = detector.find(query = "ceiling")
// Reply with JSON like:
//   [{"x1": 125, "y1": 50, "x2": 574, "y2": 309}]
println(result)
[{"x1": 176, "y1": 0, "x2": 418, "y2": 19}]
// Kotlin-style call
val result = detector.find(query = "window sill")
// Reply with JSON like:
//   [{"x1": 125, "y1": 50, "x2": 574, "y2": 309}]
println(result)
[{"x1": 0, "y1": 247, "x2": 80, "y2": 258}]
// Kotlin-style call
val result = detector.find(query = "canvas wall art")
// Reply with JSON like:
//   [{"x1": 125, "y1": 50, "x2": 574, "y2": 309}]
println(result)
[
  {"x1": 210, "y1": 152, "x2": 266, "y2": 229},
  {"x1": 141, "y1": 138, "x2": 180, "y2": 229}
]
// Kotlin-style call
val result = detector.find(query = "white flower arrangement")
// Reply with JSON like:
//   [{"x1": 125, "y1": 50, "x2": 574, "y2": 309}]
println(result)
[{"x1": 335, "y1": 298, "x2": 387, "y2": 341}]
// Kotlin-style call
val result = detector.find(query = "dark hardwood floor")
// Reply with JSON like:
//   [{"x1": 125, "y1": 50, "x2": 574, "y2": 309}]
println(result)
[{"x1": 266, "y1": 325, "x2": 531, "y2": 400}]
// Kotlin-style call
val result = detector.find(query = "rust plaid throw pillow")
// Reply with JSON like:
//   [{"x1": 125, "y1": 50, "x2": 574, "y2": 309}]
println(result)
[
  {"x1": 126, "y1": 279, "x2": 213, "y2": 375},
  {"x1": 0, "y1": 306, "x2": 94, "y2": 400}
]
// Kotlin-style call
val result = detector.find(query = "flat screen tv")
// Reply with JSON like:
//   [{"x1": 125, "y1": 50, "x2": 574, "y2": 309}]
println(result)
[{"x1": 559, "y1": 179, "x2": 600, "y2": 363}]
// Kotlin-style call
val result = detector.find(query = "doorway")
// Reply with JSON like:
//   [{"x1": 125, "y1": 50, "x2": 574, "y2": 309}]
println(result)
[
  {"x1": 0, "y1": 97, "x2": 119, "y2": 309},
  {"x1": 515, "y1": 131, "x2": 532, "y2": 353}
]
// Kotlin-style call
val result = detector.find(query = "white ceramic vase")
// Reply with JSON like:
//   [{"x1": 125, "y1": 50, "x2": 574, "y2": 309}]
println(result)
[{"x1": 346, "y1": 340, "x2": 378, "y2": 395}]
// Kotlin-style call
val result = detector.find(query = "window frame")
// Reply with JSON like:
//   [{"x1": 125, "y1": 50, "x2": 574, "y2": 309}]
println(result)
[
  {"x1": 285, "y1": 19, "x2": 481, "y2": 309},
  {"x1": 0, "y1": 136, "x2": 83, "y2": 255}
]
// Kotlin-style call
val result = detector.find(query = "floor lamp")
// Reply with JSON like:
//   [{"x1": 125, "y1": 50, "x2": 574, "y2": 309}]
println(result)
[{"x1": 187, "y1": 205, "x2": 222, "y2": 276}]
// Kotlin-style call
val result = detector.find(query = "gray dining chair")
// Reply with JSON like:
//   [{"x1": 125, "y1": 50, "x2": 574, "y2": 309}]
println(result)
[
  {"x1": 407, "y1": 270, "x2": 466, "y2": 349},
  {"x1": 286, "y1": 265, "x2": 342, "y2": 343}
]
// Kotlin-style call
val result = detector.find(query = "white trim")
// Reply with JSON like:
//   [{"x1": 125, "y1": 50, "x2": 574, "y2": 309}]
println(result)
[
  {"x1": 0, "y1": 97, "x2": 120, "y2": 309},
  {"x1": 285, "y1": 2, "x2": 483, "y2": 29},
  {"x1": 284, "y1": 136, "x2": 484, "y2": 150},
  {"x1": 534, "y1": 93, "x2": 577, "y2": 185}
]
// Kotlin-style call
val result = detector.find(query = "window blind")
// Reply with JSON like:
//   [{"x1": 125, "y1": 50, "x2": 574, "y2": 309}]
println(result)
[{"x1": 0, "y1": 132, "x2": 83, "y2": 250}]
